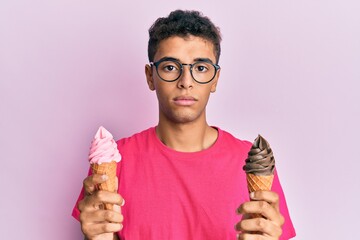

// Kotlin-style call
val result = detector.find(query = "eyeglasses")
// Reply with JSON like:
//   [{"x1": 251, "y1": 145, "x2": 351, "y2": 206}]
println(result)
[{"x1": 150, "y1": 58, "x2": 220, "y2": 84}]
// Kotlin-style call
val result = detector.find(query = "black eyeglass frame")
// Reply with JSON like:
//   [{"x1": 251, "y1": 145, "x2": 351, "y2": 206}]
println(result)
[{"x1": 150, "y1": 58, "x2": 221, "y2": 84}]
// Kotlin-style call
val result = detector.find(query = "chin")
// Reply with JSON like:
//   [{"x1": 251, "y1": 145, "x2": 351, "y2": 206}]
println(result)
[
  {"x1": 167, "y1": 111, "x2": 200, "y2": 124},
  {"x1": 160, "y1": 104, "x2": 205, "y2": 124},
  {"x1": 173, "y1": 117, "x2": 196, "y2": 124}
]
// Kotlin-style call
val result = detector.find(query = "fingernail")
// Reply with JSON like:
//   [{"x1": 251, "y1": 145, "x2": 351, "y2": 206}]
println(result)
[
  {"x1": 121, "y1": 199, "x2": 125, "y2": 207},
  {"x1": 113, "y1": 204, "x2": 121, "y2": 212},
  {"x1": 250, "y1": 192, "x2": 255, "y2": 199},
  {"x1": 102, "y1": 175, "x2": 108, "y2": 180},
  {"x1": 236, "y1": 233, "x2": 239, "y2": 239}
]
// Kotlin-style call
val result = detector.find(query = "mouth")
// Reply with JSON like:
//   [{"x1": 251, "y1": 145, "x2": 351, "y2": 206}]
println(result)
[{"x1": 173, "y1": 96, "x2": 198, "y2": 106}]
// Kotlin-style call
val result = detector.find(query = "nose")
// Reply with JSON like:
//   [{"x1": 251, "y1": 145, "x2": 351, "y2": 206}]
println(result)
[{"x1": 177, "y1": 64, "x2": 193, "y2": 89}]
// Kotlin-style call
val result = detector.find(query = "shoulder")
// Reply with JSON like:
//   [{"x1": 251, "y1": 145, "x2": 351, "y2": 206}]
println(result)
[
  {"x1": 116, "y1": 127, "x2": 154, "y2": 153},
  {"x1": 217, "y1": 127, "x2": 252, "y2": 152}
]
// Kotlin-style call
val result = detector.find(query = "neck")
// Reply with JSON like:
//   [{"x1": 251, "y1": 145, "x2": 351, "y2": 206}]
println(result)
[{"x1": 156, "y1": 115, "x2": 218, "y2": 152}]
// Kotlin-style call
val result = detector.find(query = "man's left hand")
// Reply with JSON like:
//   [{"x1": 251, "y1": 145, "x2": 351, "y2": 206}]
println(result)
[{"x1": 235, "y1": 190, "x2": 285, "y2": 240}]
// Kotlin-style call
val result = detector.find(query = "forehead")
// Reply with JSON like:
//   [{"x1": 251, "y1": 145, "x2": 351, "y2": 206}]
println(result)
[{"x1": 154, "y1": 35, "x2": 216, "y2": 63}]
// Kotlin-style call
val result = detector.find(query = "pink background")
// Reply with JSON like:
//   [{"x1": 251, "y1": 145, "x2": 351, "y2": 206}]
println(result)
[{"x1": 1, "y1": 0, "x2": 359, "y2": 239}]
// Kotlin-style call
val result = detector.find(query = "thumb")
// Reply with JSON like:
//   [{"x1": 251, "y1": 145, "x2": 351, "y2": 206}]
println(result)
[{"x1": 84, "y1": 174, "x2": 109, "y2": 195}]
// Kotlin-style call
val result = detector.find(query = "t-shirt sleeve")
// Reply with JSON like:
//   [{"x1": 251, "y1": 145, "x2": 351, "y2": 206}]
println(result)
[{"x1": 272, "y1": 168, "x2": 296, "y2": 239}]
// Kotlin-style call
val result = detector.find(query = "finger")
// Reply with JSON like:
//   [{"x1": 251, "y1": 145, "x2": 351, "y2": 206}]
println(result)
[
  {"x1": 250, "y1": 190, "x2": 280, "y2": 212},
  {"x1": 113, "y1": 203, "x2": 125, "y2": 213},
  {"x1": 78, "y1": 196, "x2": 103, "y2": 212},
  {"x1": 82, "y1": 222, "x2": 122, "y2": 236},
  {"x1": 95, "y1": 191, "x2": 124, "y2": 205},
  {"x1": 237, "y1": 201, "x2": 280, "y2": 222},
  {"x1": 237, "y1": 232, "x2": 266, "y2": 240},
  {"x1": 249, "y1": 191, "x2": 284, "y2": 226},
  {"x1": 80, "y1": 209, "x2": 124, "y2": 223},
  {"x1": 78, "y1": 191, "x2": 124, "y2": 212},
  {"x1": 83, "y1": 174, "x2": 109, "y2": 194},
  {"x1": 235, "y1": 218, "x2": 282, "y2": 237},
  {"x1": 113, "y1": 204, "x2": 120, "y2": 213}
]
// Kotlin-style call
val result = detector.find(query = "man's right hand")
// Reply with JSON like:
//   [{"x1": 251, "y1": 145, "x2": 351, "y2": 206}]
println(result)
[{"x1": 78, "y1": 174, "x2": 124, "y2": 240}]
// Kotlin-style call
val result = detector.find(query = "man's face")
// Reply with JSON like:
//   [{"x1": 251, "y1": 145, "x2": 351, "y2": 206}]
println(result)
[{"x1": 145, "y1": 35, "x2": 220, "y2": 124}]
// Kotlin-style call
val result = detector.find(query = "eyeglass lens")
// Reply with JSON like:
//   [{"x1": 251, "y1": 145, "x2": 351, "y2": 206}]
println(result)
[{"x1": 156, "y1": 60, "x2": 216, "y2": 83}]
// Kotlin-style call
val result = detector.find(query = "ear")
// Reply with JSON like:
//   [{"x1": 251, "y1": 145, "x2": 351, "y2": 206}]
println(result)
[
  {"x1": 210, "y1": 68, "x2": 220, "y2": 93},
  {"x1": 145, "y1": 64, "x2": 155, "y2": 91}
]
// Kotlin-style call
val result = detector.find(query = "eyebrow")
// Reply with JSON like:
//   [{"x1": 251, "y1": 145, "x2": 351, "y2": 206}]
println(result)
[
  {"x1": 156, "y1": 56, "x2": 215, "y2": 64},
  {"x1": 194, "y1": 58, "x2": 214, "y2": 64},
  {"x1": 157, "y1": 56, "x2": 179, "y2": 62}
]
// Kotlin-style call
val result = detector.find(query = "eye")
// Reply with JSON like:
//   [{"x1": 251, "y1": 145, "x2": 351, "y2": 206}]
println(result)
[
  {"x1": 194, "y1": 63, "x2": 209, "y2": 73},
  {"x1": 164, "y1": 65, "x2": 177, "y2": 72},
  {"x1": 159, "y1": 61, "x2": 180, "y2": 72}
]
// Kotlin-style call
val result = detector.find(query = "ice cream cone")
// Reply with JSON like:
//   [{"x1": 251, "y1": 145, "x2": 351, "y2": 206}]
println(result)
[
  {"x1": 246, "y1": 173, "x2": 274, "y2": 193},
  {"x1": 246, "y1": 173, "x2": 274, "y2": 218},
  {"x1": 88, "y1": 126, "x2": 121, "y2": 210},
  {"x1": 243, "y1": 135, "x2": 276, "y2": 218},
  {"x1": 91, "y1": 161, "x2": 117, "y2": 210}
]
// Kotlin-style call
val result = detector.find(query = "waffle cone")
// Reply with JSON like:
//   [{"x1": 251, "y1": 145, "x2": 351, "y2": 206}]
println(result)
[
  {"x1": 91, "y1": 161, "x2": 117, "y2": 210},
  {"x1": 246, "y1": 173, "x2": 274, "y2": 192},
  {"x1": 246, "y1": 173, "x2": 274, "y2": 218}
]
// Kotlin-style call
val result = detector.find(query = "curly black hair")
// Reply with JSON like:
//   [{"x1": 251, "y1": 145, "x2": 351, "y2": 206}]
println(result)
[{"x1": 148, "y1": 10, "x2": 222, "y2": 63}]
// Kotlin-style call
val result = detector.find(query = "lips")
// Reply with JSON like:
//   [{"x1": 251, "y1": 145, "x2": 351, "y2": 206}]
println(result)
[{"x1": 173, "y1": 96, "x2": 198, "y2": 106}]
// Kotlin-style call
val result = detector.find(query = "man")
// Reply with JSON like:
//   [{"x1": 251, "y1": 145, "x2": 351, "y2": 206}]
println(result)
[{"x1": 72, "y1": 10, "x2": 296, "y2": 240}]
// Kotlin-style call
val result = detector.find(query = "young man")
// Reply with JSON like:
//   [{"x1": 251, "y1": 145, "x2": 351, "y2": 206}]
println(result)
[{"x1": 72, "y1": 10, "x2": 296, "y2": 240}]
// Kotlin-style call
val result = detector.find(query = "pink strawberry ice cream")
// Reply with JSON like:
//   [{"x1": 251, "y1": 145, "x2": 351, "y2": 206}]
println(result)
[
  {"x1": 89, "y1": 126, "x2": 121, "y2": 164},
  {"x1": 88, "y1": 126, "x2": 121, "y2": 210}
]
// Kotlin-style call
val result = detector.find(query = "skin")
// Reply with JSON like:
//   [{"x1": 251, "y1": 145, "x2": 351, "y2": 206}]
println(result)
[
  {"x1": 79, "y1": 35, "x2": 284, "y2": 240},
  {"x1": 79, "y1": 174, "x2": 123, "y2": 240},
  {"x1": 236, "y1": 191, "x2": 285, "y2": 240},
  {"x1": 145, "y1": 36, "x2": 220, "y2": 152}
]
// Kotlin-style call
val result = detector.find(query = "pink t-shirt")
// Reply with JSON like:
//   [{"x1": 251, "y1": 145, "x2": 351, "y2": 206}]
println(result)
[{"x1": 72, "y1": 127, "x2": 296, "y2": 239}]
